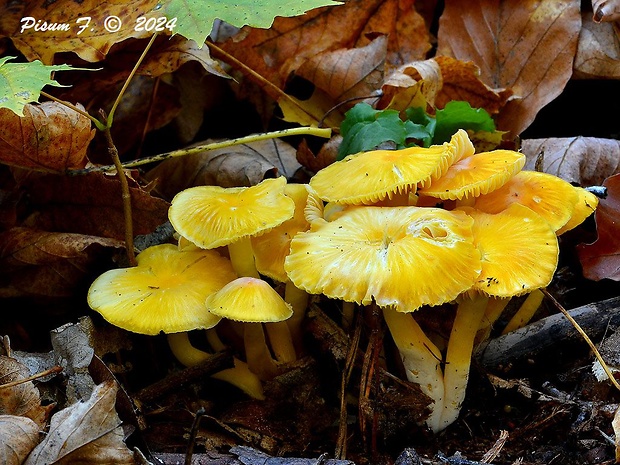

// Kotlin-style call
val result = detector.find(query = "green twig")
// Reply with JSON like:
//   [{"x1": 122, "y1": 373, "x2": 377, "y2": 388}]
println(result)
[{"x1": 66, "y1": 126, "x2": 332, "y2": 175}]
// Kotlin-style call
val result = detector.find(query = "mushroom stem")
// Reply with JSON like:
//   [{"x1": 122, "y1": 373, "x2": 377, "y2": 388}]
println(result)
[
  {"x1": 227, "y1": 238, "x2": 260, "y2": 278},
  {"x1": 167, "y1": 332, "x2": 265, "y2": 400},
  {"x1": 475, "y1": 297, "x2": 511, "y2": 345},
  {"x1": 284, "y1": 280, "x2": 309, "y2": 350},
  {"x1": 382, "y1": 307, "x2": 445, "y2": 431},
  {"x1": 439, "y1": 295, "x2": 488, "y2": 431},
  {"x1": 244, "y1": 322, "x2": 279, "y2": 380},
  {"x1": 501, "y1": 289, "x2": 545, "y2": 335},
  {"x1": 265, "y1": 321, "x2": 297, "y2": 362}
]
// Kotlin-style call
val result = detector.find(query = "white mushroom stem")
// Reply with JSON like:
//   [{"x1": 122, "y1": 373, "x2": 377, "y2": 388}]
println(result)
[
  {"x1": 227, "y1": 238, "x2": 260, "y2": 278},
  {"x1": 501, "y1": 289, "x2": 545, "y2": 335},
  {"x1": 382, "y1": 307, "x2": 445, "y2": 431},
  {"x1": 438, "y1": 295, "x2": 488, "y2": 431},
  {"x1": 166, "y1": 332, "x2": 265, "y2": 400}
]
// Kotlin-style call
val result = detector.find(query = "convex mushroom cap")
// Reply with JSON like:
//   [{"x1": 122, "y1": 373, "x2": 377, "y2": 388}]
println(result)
[
  {"x1": 168, "y1": 176, "x2": 295, "y2": 249},
  {"x1": 284, "y1": 206, "x2": 481, "y2": 311},
  {"x1": 87, "y1": 244, "x2": 237, "y2": 335},
  {"x1": 460, "y1": 203, "x2": 559, "y2": 297}
]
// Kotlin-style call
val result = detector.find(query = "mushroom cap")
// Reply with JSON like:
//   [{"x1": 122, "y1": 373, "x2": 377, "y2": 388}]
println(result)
[
  {"x1": 206, "y1": 277, "x2": 293, "y2": 322},
  {"x1": 460, "y1": 204, "x2": 559, "y2": 297},
  {"x1": 87, "y1": 244, "x2": 237, "y2": 335},
  {"x1": 284, "y1": 206, "x2": 481, "y2": 312},
  {"x1": 556, "y1": 186, "x2": 599, "y2": 235},
  {"x1": 168, "y1": 177, "x2": 295, "y2": 249},
  {"x1": 419, "y1": 148, "x2": 526, "y2": 200},
  {"x1": 309, "y1": 142, "x2": 457, "y2": 204},
  {"x1": 252, "y1": 183, "x2": 310, "y2": 282},
  {"x1": 473, "y1": 170, "x2": 579, "y2": 232}
]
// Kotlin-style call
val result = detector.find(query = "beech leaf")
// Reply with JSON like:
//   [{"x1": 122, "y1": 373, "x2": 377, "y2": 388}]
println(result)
[
  {"x1": 24, "y1": 380, "x2": 135, "y2": 465},
  {"x1": 165, "y1": 0, "x2": 341, "y2": 47},
  {"x1": 0, "y1": 415, "x2": 40, "y2": 465}
]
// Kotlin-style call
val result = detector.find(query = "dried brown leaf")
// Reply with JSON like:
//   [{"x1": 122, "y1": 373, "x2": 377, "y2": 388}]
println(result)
[
  {"x1": 437, "y1": 0, "x2": 581, "y2": 138},
  {"x1": 521, "y1": 136, "x2": 620, "y2": 186},
  {"x1": 24, "y1": 380, "x2": 135, "y2": 465},
  {"x1": 26, "y1": 173, "x2": 170, "y2": 240},
  {"x1": 574, "y1": 12, "x2": 620, "y2": 78},
  {"x1": 295, "y1": 35, "x2": 387, "y2": 107},
  {"x1": 614, "y1": 404, "x2": 620, "y2": 462},
  {"x1": 220, "y1": 0, "x2": 430, "y2": 98},
  {"x1": 0, "y1": 102, "x2": 94, "y2": 173},
  {"x1": 578, "y1": 174, "x2": 620, "y2": 281},
  {"x1": 0, "y1": 0, "x2": 159, "y2": 63},
  {"x1": 146, "y1": 138, "x2": 302, "y2": 199},
  {"x1": 0, "y1": 227, "x2": 124, "y2": 298},
  {"x1": 0, "y1": 415, "x2": 40, "y2": 465},
  {"x1": 434, "y1": 56, "x2": 513, "y2": 116},
  {"x1": 0, "y1": 356, "x2": 51, "y2": 427},
  {"x1": 378, "y1": 58, "x2": 442, "y2": 111}
]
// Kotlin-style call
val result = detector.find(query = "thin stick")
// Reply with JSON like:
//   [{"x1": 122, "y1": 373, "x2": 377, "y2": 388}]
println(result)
[
  {"x1": 40, "y1": 91, "x2": 105, "y2": 130},
  {"x1": 542, "y1": 289, "x2": 620, "y2": 392},
  {"x1": 66, "y1": 126, "x2": 332, "y2": 174},
  {"x1": 101, "y1": 109, "x2": 136, "y2": 266},
  {"x1": 0, "y1": 365, "x2": 63, "y2": 389}
]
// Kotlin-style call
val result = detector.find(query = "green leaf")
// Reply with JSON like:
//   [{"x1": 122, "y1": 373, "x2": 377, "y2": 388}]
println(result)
[
  {"x1": 0, "y1": 57, "x2": 86, "y2": 115},
  {"x1": 165, "y1": 0, "x2": 341, "y2": 47},
  {"x1": 434, "y1": 101, "x2": 495, "y2": 144},
  {"x1": 339, "y1": 103, "x2": 416, "y2": 159}
]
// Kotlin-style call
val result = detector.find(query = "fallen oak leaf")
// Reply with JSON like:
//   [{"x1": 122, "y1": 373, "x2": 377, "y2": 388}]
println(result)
[
  {"x1": 0, "y1": 415, "x2": 40, "y2": 465},
  {"x1": 23, "y1": 380, "x2": 135, "y2": 465},
  {"x1": 0, "y1": 102, "x2": 94, "y2": 173}
]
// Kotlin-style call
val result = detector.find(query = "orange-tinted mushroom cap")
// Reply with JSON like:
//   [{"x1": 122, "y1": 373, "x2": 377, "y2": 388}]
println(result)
[
  {"x1": 206, "y1": 277, "x2": 293, "y2": 322},
  {"x1": 473, "y1": 170, "x2": 579, "y2": 232},
  {"x1": 419, "y1": 148, "x2": 525, "y2": 200},
  {"x1": 168, "y1": 177, "x2": 295, "y2": 249},
  {"x1": 87, "y1": 244, "x2": 237, "y2": 335},
  {"x1": 309, "y1": 142, "x2": 457, "y2": 204},
  {"x1": 252, "y1": 183, "x2": 310, "y2": 282},
  {"x1": 284, "y1": 206, "x2": 481, "y2": 311},
  {"x1": 460, "y1": 204, "x2": 559, "y2": 297},
  {"x1": 556, "y1": 186, "x2": 599, "y2": 235}
]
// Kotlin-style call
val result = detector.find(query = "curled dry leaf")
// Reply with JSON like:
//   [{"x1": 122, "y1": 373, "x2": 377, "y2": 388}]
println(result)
[
  {"x1": 592, "y1": 0, "x2": 620, "y2": 22},
  {"x1": 24, "y1": 380, "x2": 135, "y2": 465},
  {"x1": 0, "y1": 227, "x2": 124, "y2": 298},
  {"x1": 0, "y1": 415, "x2": 40, "y2": 465},
  {"x1": 437, "y1": 0, "x2": 581, "y2": 138},
  {"x1": 146, "y1": 138, "x2": 303, "y2": 199},
  {"x1": 0, "y1": 102, "x2": 94, "y2": 173},
  {"x1": 522, "y1": 137, "x2": 620, "y2": 186},
  {"x1": 0, "y1": 355, "x2": 51, "y2": 427},
  {"x1": 578, "y1": 174, "x2": 620, "y2": 281},
  {"x1": 378, "y1": 58, "x2": 442, "y2": 111},
  {"x1": 614, "y1": 404, "x2": 620, "y2": 462},
  {"x1": 574, "y1": 12, "x2": 620, "y2": 78}
]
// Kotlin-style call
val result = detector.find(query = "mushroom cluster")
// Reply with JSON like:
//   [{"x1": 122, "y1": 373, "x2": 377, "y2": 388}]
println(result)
[
  {"x1": 87, "y1": 128, "x2": 598, "y2": 433},
  {"x1": 284, "y1": 129, "x2": 598, "y2": 432}
]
